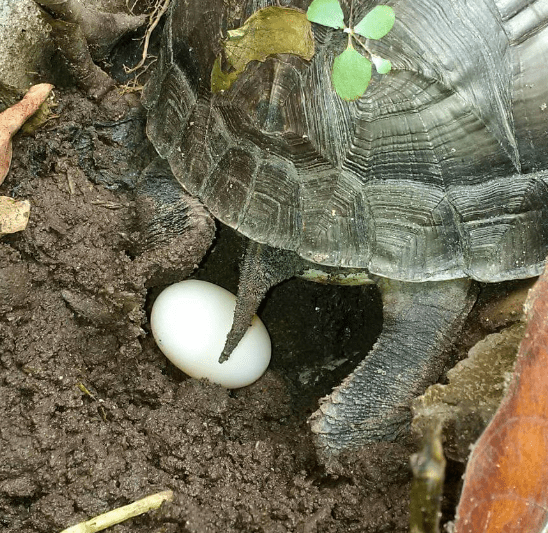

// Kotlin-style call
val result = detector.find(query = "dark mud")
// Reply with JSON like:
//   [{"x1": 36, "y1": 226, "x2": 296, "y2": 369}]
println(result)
[
  {"x1": 0, "y1": 79, "x2": 529, "y2": 532},
  {"x1": 0, "y1": 88, "x2": 415, "y2": 533}
]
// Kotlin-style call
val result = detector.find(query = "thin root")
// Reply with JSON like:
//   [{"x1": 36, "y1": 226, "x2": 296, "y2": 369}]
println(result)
[
  {"x1": 119, "y1": 57, "x2": 156, "y2": 94},
  {"x1": 125, "y1": 0, "x2": 170, "y2": 74}
]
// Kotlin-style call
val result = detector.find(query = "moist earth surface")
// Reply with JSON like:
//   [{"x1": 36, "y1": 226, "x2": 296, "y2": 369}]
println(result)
[{"x1": 0, "y1": 87, "x2": 511, "y2": 532}]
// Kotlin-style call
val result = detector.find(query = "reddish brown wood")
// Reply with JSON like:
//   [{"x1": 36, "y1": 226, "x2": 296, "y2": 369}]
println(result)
[{"x1": 0, "y1": 83, "x2": 53, "y2": 185}]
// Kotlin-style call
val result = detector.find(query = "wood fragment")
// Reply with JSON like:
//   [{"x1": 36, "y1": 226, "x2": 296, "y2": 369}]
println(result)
[
  {"x1": 76, "y1": 382, "x2": 97, "y2": 400},
  {"x1": 0, "y1": 83, "x2": 53, "y2": 185}
]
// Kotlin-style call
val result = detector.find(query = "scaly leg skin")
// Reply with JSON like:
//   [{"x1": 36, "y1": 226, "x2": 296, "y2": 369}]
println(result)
[
  {"x1": 132, "y1": 158, "x2": 215, "y2": 287},
  {"x1": 219, "y1": 241, "x2": 303, "y2": 363},
  {"x1": 310, "y1": 277, "x2": 477, "y2": 460}
]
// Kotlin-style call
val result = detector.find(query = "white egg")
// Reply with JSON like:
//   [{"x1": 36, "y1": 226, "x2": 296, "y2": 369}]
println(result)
[{"x1": 150, "y1": 280, "x2": 271, "y2": 388}]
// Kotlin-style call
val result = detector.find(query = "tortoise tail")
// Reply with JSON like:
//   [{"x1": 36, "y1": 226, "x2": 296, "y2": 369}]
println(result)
[{"x1": 220, "y1": 241, "x2": 302, "y2": 363}]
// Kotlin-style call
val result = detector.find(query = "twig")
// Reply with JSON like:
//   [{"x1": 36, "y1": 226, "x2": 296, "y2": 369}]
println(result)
[
  {"x1": 119, "y1": 57, "x2": 157, "y2": 94},
  {"x1": 60, "y1": 490, "x2": 173, "y2": 533},
  {"x1": 126, "y1": 0, "x2": 140, "y2": 14}
]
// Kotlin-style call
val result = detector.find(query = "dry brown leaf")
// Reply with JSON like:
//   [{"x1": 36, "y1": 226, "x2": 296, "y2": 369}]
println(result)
[
  {"x1": 0, "y1": 197, "x2": 30, "y2": 236},
  {"x1": 0, "y1": 83, "x2": 54, "y2": 185},
  {"x1": 455, "y1": 266, "x2": 548, "y2": 532},
  {"x1": 211, "y1": 7, "x2": 314, "y2": 93}
]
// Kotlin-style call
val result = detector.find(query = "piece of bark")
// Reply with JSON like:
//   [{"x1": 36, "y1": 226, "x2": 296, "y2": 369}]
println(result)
[{"x1": 412, "y1": 322, "x2": 524, "y2": 462}]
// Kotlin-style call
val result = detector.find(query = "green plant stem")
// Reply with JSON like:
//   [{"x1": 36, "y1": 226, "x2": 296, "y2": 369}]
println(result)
[
  {"x1": 409, "y1": 424, "x2": 446, "y2": 533},
  {"x1": 59, "y1": 490, "x2": 173, "y2": 533}
]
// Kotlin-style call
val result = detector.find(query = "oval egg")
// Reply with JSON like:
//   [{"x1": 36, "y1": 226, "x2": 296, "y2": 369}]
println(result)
[{"x1": 150, "y1": 280, "x2": 271, "y2": 388}]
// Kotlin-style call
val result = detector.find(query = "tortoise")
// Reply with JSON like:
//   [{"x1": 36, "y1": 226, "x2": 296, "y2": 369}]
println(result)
[{"x1": 142, "y1": 0, "x2": 548, "y2": 458}]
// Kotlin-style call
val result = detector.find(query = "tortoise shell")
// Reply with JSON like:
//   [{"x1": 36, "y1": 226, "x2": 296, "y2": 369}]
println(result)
[{"x1": 144, "y1": 0, "x2": 548, "y2": 283}]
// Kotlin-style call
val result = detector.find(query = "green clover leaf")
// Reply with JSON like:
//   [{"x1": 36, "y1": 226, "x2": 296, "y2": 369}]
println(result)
[
  {"x1": 306, "y1": 1, "x2": 395, "y2": 100},
  {"x1": 354, "y1": 5, "x2": 395, "y2": 40},
  {"x1": 371, "y1": 55, "x2": 392, "y2": 74},
  {"x1": 307, "y1": 0, "x2": 345, "y2": 29},
  {"x1": 332, "y1": 42, "x2": 372, "y2": 101}
]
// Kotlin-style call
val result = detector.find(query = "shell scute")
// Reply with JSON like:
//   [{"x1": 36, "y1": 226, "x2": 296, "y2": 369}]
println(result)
[{"x1": 144, "y1": 0, "x2": 548, "y2": 282}]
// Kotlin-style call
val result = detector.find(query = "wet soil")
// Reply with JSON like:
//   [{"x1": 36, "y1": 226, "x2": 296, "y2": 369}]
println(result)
[
  {"x1": 0, "y1": 88, "x2": 416, "y2": 533},
  {"x1": 0, "y1": 84, "x2": 528, "y2": 532}
]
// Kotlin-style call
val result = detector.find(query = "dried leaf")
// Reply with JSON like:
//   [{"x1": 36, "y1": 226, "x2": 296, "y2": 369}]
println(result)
[
  {"x1": 211, "y1": 7, "x2": 314, "y2": 93},
  {"x1": 0, "y1": 197, "x2": 30, "y2": 236},
  {"x1": 0, "y1": 83, "x2": 54, "y2": 185},
  {"x1": 455, "y1": 265, "x2": 548, "y2": 532}
]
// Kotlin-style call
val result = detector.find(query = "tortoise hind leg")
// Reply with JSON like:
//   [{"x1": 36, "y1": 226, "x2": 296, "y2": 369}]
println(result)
[
  {"x1": 220, "y1": 241, "x2": 303, "y2": 363},
  {"x1": 310, "y1": 277, "x2": 477, "y2": 459}
]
